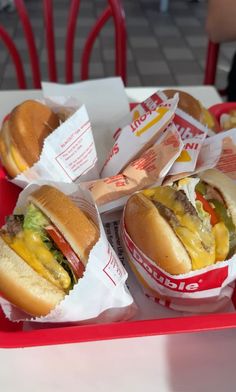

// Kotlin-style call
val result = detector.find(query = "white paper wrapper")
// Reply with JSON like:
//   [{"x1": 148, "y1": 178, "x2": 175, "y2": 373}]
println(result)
[
  {"x1": 164, "y1": 128, "x2": 236, "y2": 184},
  {"x1": 84, "y1": 122, "x2": 184, "y2": 215},
  {"x1": 42, "y1": 78, "x2": 132, "y2": 169},
  {"x1": 11, "y1": 98, "x2": 99, "y2": 188},
  {"x1": 0, "y1": 181, "x2": 135, "y2": 323},
  {"x1": 100, "y1": 96, "x2": 178, "y2": 178},
  {"x1": 128, "y1": 91, "x2": 209, "y2": 176}
]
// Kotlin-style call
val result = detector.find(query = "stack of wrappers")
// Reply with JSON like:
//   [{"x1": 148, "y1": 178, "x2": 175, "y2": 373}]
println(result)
[{"x1": 2, "y1": 78, "x2": 236, "y2": 319}]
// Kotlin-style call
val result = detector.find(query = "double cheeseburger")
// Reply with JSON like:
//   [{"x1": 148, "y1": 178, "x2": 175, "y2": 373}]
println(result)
[
  {"x1": 124, "y1": 169, "x2": 236, "y2": 275},
  {"x1": 162, "y1": 89, "x2": 220, "y2": 133},
  {"x1": 0, "y1": 100, "x2": 60, "y2": 177},
  {"x1": 0, "y1": 185, "x2": 99, "y2": 317}
]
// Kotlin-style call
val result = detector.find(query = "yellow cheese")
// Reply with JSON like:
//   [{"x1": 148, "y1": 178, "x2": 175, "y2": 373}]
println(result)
[
  {"x1": 145, "y1": 186, "x2": 216, "y2": 270},
  {"x1": 10, "y1": 144, "x2": 28, "y2": 172},
  {"x1": 2, "y1": 230, "x2": 71, "y2": 290},
  {"x1": 212, "y1": 222, "x2": 229, "y2": 262}
]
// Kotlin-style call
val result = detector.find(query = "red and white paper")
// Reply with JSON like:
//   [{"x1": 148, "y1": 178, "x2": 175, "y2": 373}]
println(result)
[
  {"x1": 100, "y1": 96, "x2": 178, "y2": 178},
  {"x1": 121, "y1": 212, "x2": 236, "y2": 313}
]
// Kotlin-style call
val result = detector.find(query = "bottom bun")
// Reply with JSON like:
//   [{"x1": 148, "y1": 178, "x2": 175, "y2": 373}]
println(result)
[
  {"x1": 0, "y1": 236, "x2": 65, "y2": 317},
  {"x1": 124, "y1": 193, "x2": 192, "y2": 275}
]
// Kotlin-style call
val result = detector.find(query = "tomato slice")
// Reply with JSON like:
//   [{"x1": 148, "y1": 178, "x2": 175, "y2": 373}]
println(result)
[
  {"x1": 195, "y1": 191, "x2": 218, "y2": 226},
  {"x1": 45, "y1": 225, "x2": 85, "y2": 279}
]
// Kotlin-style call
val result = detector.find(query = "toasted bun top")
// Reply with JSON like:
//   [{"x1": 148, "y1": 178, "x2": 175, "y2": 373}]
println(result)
[
  {"x1": 199, "y1": 169, "x2": 236, "y2": 227},
  {"x1": 6, "y1": 100, "x2": 59, "y2": 167},
  {"x1": 0, "y1": 236, "x2": 65, "y2": 317},
  {"x1": 124, "y1": 193, "x2": 192, "y2": 275},
  {"x1": 163, "y1": 89, "x2": 203, "y2": 122},
  {"x1": 163, "y1": 89, "x2": 219, "y2": 132},
  {"x1": 29, "y1": 185, "x2": 99, "y2": 265}
]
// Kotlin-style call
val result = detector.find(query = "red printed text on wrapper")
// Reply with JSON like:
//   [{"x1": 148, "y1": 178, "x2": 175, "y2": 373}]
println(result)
[{"x1": 123, "y1": 226, "x2": 229, "y2": 293}]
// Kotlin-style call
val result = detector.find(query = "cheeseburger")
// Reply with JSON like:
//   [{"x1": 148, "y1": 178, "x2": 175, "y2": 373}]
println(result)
[
  {"x1": 124, "y1": 169, "x2": 236, "y2": 275},
  {"x1": 0, "y1": 100, "x2": 60, "y2": 177},
  {"x1": 162, "y1": 89, "x2": 220, "y2": 133},
  {"x1": 0, "y1": 185, "x2": 99, "y2": 317}
]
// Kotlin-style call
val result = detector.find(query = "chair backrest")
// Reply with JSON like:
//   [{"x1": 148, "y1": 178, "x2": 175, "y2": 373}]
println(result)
[
  {"x1": 204, "y1": 40, "x2": 219, "y2": 86},
  {"x1": 203, "y1": 40, "x2": 226, "y2": 96},
  {"x1": 0, "y1": 0, "x2": 127, "y2": 88}
]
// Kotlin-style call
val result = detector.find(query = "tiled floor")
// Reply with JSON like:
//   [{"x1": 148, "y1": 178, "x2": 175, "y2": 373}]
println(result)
[{"x1": 0, "y1": 0, "x2": 235, "y2": 91}]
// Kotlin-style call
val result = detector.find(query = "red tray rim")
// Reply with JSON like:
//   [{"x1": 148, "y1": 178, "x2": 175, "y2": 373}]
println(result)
[
  {"x1": 1, "y1": 310, "x2": 236, "y2": 348},
  {"x1": 209, "y1": 102, "x2": 236, "y2": 121}
]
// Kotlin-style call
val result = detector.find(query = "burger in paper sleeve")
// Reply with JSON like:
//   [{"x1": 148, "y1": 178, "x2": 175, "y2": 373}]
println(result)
[
  {"x1": 122, "y1": 169, "x2": 236, "y2": 312},
  {"x1": 0, "y1": 98, "x2": 98, "y2": 189},
  {"x1": 0, "y1": 100, "x2": 60, "y2": 178},
  {"x1": 0, "y1": 182, "x2": 134, "y2": 322},
  {"x1": 0, "y1": 185, "x2": 99, "y2": 317}
]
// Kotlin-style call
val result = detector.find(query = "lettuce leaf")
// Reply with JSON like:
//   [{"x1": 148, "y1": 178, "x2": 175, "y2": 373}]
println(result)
[{"x1": 23, "y1": 203, "x2": 49, "y2": 241}]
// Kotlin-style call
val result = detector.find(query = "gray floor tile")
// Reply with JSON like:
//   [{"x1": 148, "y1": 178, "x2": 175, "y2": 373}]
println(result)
[
  {"x1": 174, "y1": 16, "x2": 202, "y2": 27},
  {"x1": 186, "y1": 35, "x2": 208, "y2": 48},
  {"x1": 141, "y1": 74, "x2": 176, "y2": 86},
  {"x1": 153, "y1": 25, "x2": 182, "y2": 38},
  {"x1": 133, "y1": 48, "x2": 164, "y2": 61},
  {"x1": 221, "y1": 46, "x2": 236, "y2": 61},
  {"x1": 159, "y1": 37, "x2": 185, "y2": 47},
  {"x1": 127, "y1": 75, "x2": 142, "y2": 87},
  {"x1": 163, "y1": 47, "x2": 195, "y2": 60},
  {"x1": 169, "y1": 0, "x2": 189, "y2": 10},
  {"x1": 129, "y1": 37, "x2": 159, "y2": 48},
  {"x1": 168, "y1": 59, "x2": 202, "y2": 74},
  {"x1": 125, "y1": 17, "x2": 150, "y2": 27},
  {"x1": 175, "y1": 73, "x2": 204, "y2": 85},
  {"x1": 137, "y1": 60, "x2": 171, "y2": 75}
]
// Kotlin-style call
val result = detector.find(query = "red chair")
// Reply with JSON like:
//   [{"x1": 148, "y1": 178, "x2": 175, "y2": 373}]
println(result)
[
  {"x1": 204, "y1": 40, "x2": 226, "y2": 96},
  {"x1": 0, "y1": 0, "x2": 127, "y2": 88}
]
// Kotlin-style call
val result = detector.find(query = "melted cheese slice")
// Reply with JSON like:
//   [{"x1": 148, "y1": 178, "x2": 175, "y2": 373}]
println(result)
[
  {"x1": 10, "y1": 145, "x2": 28, "y2": 172},
  {"x1": 2, "y1": 229, "x2": 71, "y2": 290},
  {"x1": 212, "y1": 222, "x2": 229, "y2": 262},
  {"x1": 144, "y1": 186, "x2": 216, "y2": 270}
]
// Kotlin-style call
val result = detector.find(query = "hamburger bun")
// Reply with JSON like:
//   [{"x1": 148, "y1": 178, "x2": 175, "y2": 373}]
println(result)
[
  {"x1": 162, "y1": 89, "x2": 220, "y2": 132},
  {"x1": 124, "y1": 192, "x2": 192, "y2": 275},
  {"x1": 0, "y1": 185, "x2": 99, "y2": 317},
  {"x1": 0, "y1": 100, "x2": 60, "y2": 177},
  {"x1": 29, "y1": 185, "x2": 99, "y2": 265}
]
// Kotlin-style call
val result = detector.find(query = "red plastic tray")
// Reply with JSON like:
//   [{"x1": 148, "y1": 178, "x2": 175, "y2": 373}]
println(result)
[
  {"x1": 209, "y1": 102, "x2": 236, "y2": 132},
  {"x1": 2, "y1": 164, "x2": 236, "y2": 348}
]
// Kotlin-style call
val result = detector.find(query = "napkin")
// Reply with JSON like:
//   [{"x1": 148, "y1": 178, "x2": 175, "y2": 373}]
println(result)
[{"x1": 42, "y1": 77, "x2": 132, "y2": 168}]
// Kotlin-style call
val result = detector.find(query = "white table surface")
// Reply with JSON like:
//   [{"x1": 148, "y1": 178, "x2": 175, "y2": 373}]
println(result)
[
  {"x1": 0, "y1": 85, "x2": 222, "y2": 115},
  {"x1": 1, "y1": 86, "x2": 235, "y2": 392}
]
